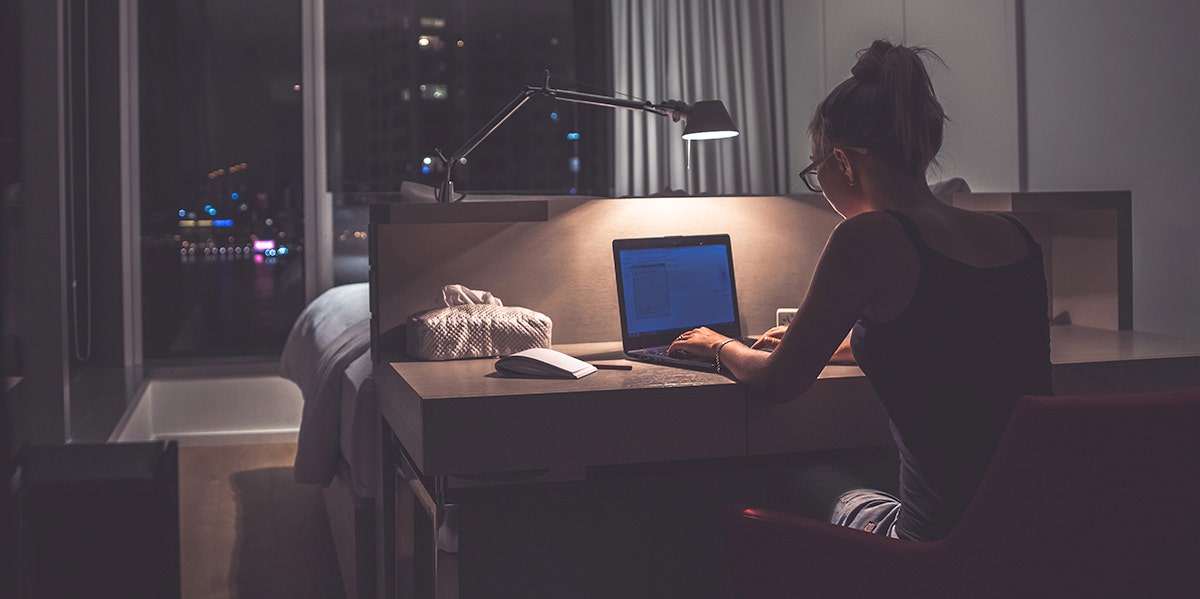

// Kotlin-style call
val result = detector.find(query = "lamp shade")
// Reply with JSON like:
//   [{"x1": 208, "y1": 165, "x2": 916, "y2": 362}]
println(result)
[{"x1": 682, "y1": 100, "x2": 739, "y2": 140}]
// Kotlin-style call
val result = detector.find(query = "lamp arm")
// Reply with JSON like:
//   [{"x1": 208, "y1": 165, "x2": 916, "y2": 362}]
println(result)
[
  {"x1": 439, "y1": 87, "x2": 538, "y2": 202},
  {"x1": 538, "y1": 86, "x2": 676, "y2": 119},
  {"x1": 437, "y1": 78, "x2": 689, "y2": 202}
]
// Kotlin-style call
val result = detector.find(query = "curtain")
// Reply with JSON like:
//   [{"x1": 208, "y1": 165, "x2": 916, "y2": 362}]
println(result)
[{"x1": 612, "y1": 0, "x2": 790, "y2": 197}]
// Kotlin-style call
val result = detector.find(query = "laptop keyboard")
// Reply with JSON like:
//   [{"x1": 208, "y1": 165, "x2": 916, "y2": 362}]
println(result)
[
  {"x1": 642, "y1": 338, "x2": 763, "y2": 357},
  {"x1": 639, "y1": 346, "x2": 712, "y2": 363}
]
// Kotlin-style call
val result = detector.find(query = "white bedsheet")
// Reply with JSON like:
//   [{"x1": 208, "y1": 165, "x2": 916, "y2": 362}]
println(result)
[
  {"x1": 280, "y1": 283, "x2": 372, "y2": 487},
  {"x1": 340, "y1": 351, "x2": 378, "y2": 497}
]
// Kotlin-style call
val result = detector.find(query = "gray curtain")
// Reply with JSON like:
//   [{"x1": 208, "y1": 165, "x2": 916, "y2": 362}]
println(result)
[{"x1": 612, "y1": 0, "x2": 790, "y2": 197}]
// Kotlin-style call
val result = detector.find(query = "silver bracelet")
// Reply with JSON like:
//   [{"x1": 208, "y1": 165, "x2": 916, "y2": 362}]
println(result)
[{"x1": 715, "y1": 338, "x2": 737, "y2": 373}]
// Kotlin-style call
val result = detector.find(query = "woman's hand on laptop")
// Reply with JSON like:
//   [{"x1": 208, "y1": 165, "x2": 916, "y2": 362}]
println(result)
[
  {"x1": 751, "y1": 326, "x2": 787, "y2": 351},
  {"x1": 668, "y1": 327, "x2": 727, "y2": 359}
]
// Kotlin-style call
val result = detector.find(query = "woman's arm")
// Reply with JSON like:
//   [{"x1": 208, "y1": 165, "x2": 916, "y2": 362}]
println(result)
[
  {"x1": 752, "y1": 327, "x2": 854, "y2": 364},
  {"x1": 669, "y1": 212, "x2": 914, "y2": 403}
]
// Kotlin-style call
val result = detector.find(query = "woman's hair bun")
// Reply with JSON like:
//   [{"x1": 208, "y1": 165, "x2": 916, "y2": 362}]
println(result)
[
  {"x1": 809, "y1": 39, "x2": 946, "y2": 176},
  {"x1": 850, "y1": 40, "x2": 892, "y2": 82}
]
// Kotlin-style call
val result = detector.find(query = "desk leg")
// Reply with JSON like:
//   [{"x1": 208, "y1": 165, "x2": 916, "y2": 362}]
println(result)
[
  {"x1": 409, "y1": 481, "x2": 435, "y2": 598},
  {"x1": 382, "y1": 422, "x2": 458, "y2": 599},
  {"x1": 405, "y1": 476, "x2": 457, "y2": 597},
  {"x1": 379, "y1": 422, "x2": 431, "y2": 599},
  {"x1": 378, "y1": 419, "x2": 397, "y2": 599}
]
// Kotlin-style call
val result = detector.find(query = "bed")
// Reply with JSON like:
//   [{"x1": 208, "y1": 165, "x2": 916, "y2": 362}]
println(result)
[{"x1": 279, "y1": 282, "x2": 378, "y2": 599}]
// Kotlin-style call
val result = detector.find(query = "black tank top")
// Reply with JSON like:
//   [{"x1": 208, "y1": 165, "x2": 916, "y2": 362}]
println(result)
[{"x1": 850, "y1": 210, "x2": 1052, "y2": 541}]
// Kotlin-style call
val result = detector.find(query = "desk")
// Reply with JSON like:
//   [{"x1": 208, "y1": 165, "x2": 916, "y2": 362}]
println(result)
[
  {"x1": 376, "y1": 325, "x2": 1200, "y2": 598},
  {"x1": 367, "y1": 191, "x2": 1192, "y2": 597},
  {"x1": 377, "y1": 341, "x2": 886, "y2": 478},
  {"x1": 375, "y1": 341, "x2": 890, "y2": 598}
]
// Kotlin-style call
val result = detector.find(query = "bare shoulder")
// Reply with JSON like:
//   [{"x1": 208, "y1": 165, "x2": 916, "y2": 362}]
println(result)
[
  {"x1": 949, "y1": 208, "x2": 1032, "y2": 261},
  {"x1": 820, "y1": 211, "x2": 918, "y2": 280},
  {"x1": 821, "y1": 211, "x2": 919, "y2": 322},
  {"x1": 828, "y1": 211, "x2": 912, "y2": 255},
  {"x1": 906, "y1": 206, "x2": 1031, "y2": 266}
]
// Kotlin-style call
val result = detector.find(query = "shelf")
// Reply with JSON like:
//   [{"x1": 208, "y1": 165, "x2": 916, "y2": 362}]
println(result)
[{"x1": 370, "y1": 198, "x2": 549, "y2": 225}]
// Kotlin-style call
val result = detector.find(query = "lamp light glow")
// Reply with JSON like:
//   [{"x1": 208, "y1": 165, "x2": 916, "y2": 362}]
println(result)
[
  {"x1": 682, "y1": 130, "x2": 739, "y2": 141},
  {"x1": 681, "y1": 100, "x2": 739, "y2": 140}
]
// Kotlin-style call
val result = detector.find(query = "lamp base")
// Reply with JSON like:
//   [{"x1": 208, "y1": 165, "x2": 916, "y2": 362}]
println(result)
[{"x1": 438, "y1": 180, "x2": 457, "y2": 203}]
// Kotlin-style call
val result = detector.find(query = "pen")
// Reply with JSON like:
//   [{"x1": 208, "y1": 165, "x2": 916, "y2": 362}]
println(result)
[{"x1": 591, "y1": 363, "x2": 633, "y2": 370}]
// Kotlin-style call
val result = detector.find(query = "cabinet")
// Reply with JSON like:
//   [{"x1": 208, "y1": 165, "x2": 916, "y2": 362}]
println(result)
[{"x1": 16, "y1": 441, "x2": 180, "y2": 598}]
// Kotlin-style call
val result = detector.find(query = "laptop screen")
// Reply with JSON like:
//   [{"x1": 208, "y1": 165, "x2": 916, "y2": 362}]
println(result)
[{"x1": 613, "y1": 235, "x2": 742, "y2": 348}]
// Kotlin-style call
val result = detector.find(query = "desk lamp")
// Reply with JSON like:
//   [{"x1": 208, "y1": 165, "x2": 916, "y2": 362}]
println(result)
[{"x1": 435, "y1": 72, "x2": 739, "y2": 202}]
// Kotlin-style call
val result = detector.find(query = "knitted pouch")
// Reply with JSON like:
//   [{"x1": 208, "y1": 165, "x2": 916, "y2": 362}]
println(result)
[{"x1": 405, "y1": 304, "x2": 552, "y2": 360}]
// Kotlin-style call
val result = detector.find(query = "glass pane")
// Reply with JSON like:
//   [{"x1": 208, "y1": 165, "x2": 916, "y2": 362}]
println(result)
[
  {"x1": 325, "y1": 0, "x2": 613, "y2": 285},
  {"x1": 139, "y1": 1, "x2": 305, "y2": 359}
]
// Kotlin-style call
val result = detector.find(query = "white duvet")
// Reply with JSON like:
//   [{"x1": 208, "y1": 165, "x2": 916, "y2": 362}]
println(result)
[{"x1": 280, "y1": 283, "x2": 374, "y2": 492}]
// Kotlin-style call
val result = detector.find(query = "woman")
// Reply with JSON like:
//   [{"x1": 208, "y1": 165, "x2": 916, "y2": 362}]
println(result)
[{"x1": 668, "y1": 40, "x2": 1051, "y2": 541}]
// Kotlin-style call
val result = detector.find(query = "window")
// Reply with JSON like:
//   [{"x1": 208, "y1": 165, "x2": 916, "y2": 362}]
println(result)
[
  {"x1": 139, "y1": 1, "x2": 304, "y2": 359},
  {"x1": 132, "y1": 0, "x2": 613, "y2": 357},
  {"x1": 324, "y1": 0, "x2": 613, "y2": 285}
]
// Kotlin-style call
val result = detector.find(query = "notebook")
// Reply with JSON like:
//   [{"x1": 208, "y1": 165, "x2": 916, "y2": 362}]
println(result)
[{"x1": 612, "y1": 234, "x2": 746, "y2": 371}]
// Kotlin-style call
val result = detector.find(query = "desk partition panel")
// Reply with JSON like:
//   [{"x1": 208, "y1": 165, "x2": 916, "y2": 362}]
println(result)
[
  {"x1": 370, "y1": 191, "x2": 1132, "y2": 360},
  {"x1": 370, "y1": 195, "x2": 844, "y2": 356}
]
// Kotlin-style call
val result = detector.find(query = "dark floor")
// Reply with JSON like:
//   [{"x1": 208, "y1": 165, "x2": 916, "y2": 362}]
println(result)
[{"x1": 178, "y1": 442, "x2": 344, "y2": 599}]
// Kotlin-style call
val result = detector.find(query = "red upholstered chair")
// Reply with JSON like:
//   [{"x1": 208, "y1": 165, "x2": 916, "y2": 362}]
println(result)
[{"x1": 724, "y1": 387, "x2": 1200, "y2": 598}]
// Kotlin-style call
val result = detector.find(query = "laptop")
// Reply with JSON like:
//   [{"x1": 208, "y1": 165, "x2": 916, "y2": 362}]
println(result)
[{"x1": 612, "y1": 234, "x2": 747, "y2": 371}]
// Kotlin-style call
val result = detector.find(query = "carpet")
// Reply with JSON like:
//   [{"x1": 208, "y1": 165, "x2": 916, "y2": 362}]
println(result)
[{"x1": 178, "y1": 442, "x2": 344, "y2": 599}]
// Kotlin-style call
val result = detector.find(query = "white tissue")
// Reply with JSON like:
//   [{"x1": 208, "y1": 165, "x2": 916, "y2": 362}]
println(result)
[{"x1": 441, "y1": 284, "x2": 503, "y2": 307}]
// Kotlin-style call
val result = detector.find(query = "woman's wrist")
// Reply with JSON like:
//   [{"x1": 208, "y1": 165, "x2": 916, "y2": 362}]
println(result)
[{"x1": 714, "y1": 338, "x2": 738, "y2": 373}]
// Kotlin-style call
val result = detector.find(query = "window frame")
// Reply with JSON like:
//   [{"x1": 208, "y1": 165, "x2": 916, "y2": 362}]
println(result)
[{"x1": 120, "y1": 0, "x2": 333, "y2": 366}]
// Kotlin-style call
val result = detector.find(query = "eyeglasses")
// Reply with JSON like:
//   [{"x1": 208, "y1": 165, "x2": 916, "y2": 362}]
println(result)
[
  {"x1": 798, "y1": 147, "x2": 868, "y2": 193},
  {"x1": 798, "y1": 153, "x2": 830, "y2": 193}
]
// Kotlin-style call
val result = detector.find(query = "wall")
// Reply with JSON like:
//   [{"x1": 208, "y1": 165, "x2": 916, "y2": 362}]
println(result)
[
  {"x1": 17, "y1": 0, "x2": 70, "y2": 444},
  {"x1": 781, "y1": 0, "x2": 1020, "y2": 192},
  {"x1": 780, "y1": 0, "x2": 1200, "y2": 338},
  {"x1": 1023, "y1": 0, "x2": 1200, "y2": 337}
]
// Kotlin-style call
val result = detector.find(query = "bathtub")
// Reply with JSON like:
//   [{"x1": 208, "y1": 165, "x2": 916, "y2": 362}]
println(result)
[{"x1": 112, "y1": 374, "x2": 303, "y2": 445}]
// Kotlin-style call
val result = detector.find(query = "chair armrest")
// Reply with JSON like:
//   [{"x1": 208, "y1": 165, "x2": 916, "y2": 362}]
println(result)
[{"x1": 723, "y1": 504, "x2": 942, "y2": 598}]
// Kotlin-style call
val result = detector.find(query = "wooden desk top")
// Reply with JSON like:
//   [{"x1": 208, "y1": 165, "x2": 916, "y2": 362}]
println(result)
[
  {"x1": 378, "y1": 341, "x2": 908, "y2": 475},
  {"x1": 1047, "y1": 326, "x2": 1200, "y2": 395},
  {"x1": 1049, "y1": 325, "x2": 1200, "y2": 363},
  {"x1": 377, "y1": 326, "x2": 1200, "y2": 476},
  {"x1": 387, "y1": 342, "x2": 734, "y2": 401},
  {"x1": 377, "y1": 341, "x2": 751, "y2": 476},
  {"x1": 387, "y1": 341, "x2": 870, "y2": 399}
]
